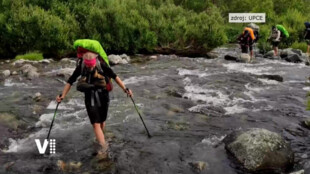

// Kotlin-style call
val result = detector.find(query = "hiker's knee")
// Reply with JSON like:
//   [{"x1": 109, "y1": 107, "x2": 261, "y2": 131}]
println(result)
[{"x1": 93, "y1": 123, "x2": 101, "y2": 129}]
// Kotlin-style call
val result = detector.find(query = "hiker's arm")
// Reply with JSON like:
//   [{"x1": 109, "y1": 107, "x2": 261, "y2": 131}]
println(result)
[
  {"x1": 101, "y1": 63, "x2": 133, "y2": 97},
  {"x1": 56, "y1": 83, "x2": 71, "y2": 102},
  {"x1": 276, "y1": 30, "x2": 281, "y2": 41},
  {"x1": 114, "y1": 76, "x2": 133, "y2": 97},
  {"x1": 56, "y1": 65, "x2": 81, "y2": 102}
]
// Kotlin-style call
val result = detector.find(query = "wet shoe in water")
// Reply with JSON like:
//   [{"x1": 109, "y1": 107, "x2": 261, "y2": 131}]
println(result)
[{"x1": 95, "y1": 143, "x2": 110, "y2": 161}]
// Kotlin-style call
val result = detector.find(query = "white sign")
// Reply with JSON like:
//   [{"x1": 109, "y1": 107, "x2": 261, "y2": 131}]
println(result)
[
  {"x1": 35, "y1": 139, "x2": 56, "y2": 154},
  {"x1": 229, "y1": 13, "x2": 265, "y2": 23}
]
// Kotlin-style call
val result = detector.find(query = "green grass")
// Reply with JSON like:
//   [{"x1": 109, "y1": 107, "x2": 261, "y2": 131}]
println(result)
[
  {"x1": 15, "y1": 52, "x2": 44, "y2": 61},
  {"x1": 291, "y1": 42, "x2": 308, "y2": 53}
]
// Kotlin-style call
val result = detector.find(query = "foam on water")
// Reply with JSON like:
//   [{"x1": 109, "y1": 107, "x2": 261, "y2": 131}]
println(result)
[
  {"x1": 223, "y1": 63, "x2": 273, "y2": 75},
  {"x1": 224, "y1": 105, "x2": 248, "y2": 115},
  {"x1": 201, "y1": 135, "x2": 226, "y2": 146},
  {"x1": 258, "y1": 78, "x2": 280, "y2": 85},
  {"x1": 47, "y1": 101, "x2": 75, "y2": 110},
  {"x1": 177, "y1": 68, "x2": 208, "y2": 78},
  {"x1": 4, "y1": 99, "x2": 87, "y2": 153},
  {"x1": 4, "y1": 79, "x2": 28, "y2": 87},
  {"x1": 303, "y1": 87, "x2": 310, "y2": 91},
  {"x1": 184, "y1": 80, "x2": 269, "y2": 115},
  {"x1": 123, "y1": 75, "x2": 159, "y2": 85}
]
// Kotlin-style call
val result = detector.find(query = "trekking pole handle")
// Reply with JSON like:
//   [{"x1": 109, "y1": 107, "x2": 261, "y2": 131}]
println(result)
[{"x1": 57, "y1": 94, "x2": 63, "y2": 103}]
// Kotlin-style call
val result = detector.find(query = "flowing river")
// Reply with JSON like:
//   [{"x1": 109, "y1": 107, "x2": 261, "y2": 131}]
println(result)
[{"x1": 0, "y1": 45, "x2": 309, "y2": 174}]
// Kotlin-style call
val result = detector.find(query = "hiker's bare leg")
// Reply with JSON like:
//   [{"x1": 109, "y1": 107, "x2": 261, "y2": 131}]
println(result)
[
  {"x1": 307, "y1": 45, "x2": 310, "y2": 55},
  {"x1": 93, "y1": 123, "x2": 106, "y2": 147},
  {"x1": 100, "y1": 122, "x2": 105, "y2": 131},
  {"x1": 250, "y1": 50, "x2": 253, "y2": 59},
  {"x1": 274, "y1": 47, "x2": 278, "y2": 56}
]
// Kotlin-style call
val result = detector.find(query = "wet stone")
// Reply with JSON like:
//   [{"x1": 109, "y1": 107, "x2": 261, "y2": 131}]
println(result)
[{"x1": 189, "y1": 161, "x2": 208, "y2": 173}]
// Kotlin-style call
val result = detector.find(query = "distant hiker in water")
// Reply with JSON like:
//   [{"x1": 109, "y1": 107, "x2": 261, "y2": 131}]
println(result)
[
  {"x1": 247, "y1": 23, "x2": 260, "y2": 59},
  {"x1": 305, "y1": 22, "x2": 310, "y2": 56},
  {"x1": 56, "y1": 39, "x2": 133, "y2": 157},
  {"x1": 268, "y1": 26, "x2": 281, "y2": 57},
  {"x1": 237, "y1": 25, "x2": 256, "y2": 61}
]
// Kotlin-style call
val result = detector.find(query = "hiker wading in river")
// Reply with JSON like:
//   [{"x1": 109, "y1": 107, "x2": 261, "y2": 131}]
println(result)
[{"x1": 56, "y1": 39, "x2": 133, "y2": 157}]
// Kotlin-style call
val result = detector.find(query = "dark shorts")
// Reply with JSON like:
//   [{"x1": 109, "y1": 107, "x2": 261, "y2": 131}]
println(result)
[
  {"x1": 271, "y1": 41, "x2": 280, "y2": 47},
  {"x1": 241, "y1": 45, "x2": 249, "y2": 53},
  {"x1": 85, "y1": 90, "x2": 110, "y2": 124},
  {"x1": 249, "y1": 45, "x2": 253, "y2": 51},
  {"x1": 306, "y1": 40, "x2": 310, "y2": 46}
]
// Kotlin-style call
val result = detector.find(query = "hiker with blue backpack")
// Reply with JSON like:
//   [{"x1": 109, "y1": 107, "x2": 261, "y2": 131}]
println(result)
[{"x1": 56, "y1": 39, "x2": 133, "y2": 157}]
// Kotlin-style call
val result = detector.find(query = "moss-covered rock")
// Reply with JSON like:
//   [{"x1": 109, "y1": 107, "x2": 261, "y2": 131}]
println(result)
[{"x1": 223, "y1": 128, "x2": 294, "y2": 172}]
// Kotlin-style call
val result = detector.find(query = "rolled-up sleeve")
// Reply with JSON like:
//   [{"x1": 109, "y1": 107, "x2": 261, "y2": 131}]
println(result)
[{"x1": 101, "y1": 63, "x2": 117, "y2": 79}]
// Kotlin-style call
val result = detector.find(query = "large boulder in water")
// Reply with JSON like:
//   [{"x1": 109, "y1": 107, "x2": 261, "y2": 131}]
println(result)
[
  {"x1": 108, "y1": 54, "x2": 129, "y2": 65},
  {"x1": 2, "y1": 70, "x2": 10, "y2": 78},
  {"x1": 284, "y1": 54, "x2": 302, "y2": 63},
  {"x1": 264, "y1": 50, "x2": 275, "y2": 58},
  {"x1": 206, "y1": 51, "x2": 219, "y2": 59},
  {"x1": 223, "y1": 128, "x2": 294, "y2": 172},
  {"x1": 280, "y1": 48, "x2": 297, "y2": 58},
  {"x1": 20, "y1": 64, "x2": 39, "y2": 79},
  {"x1": 239, "y1": 53, "x2": 251, "y2": 63},
  {"x1": 280, "y1": 48, "x2": 303, "y2": 63}
]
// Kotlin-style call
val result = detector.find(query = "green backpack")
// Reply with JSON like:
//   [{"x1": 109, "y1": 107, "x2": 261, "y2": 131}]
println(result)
[
  {"x1": 276, "y1": 25, "x2": 289, "y2": 38},
  {"x1": 73, "y1": 39, "x2": 109, "y2": 66}
]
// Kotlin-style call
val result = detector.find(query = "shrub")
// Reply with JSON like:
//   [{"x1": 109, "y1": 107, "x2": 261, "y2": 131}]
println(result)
[{"x1": 15, "y1": 52, "x2": 44, "y2": 61}]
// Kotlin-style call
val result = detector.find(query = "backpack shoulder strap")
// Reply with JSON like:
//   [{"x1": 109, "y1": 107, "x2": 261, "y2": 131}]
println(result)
[
  {"x1": 95, "y1": 57, "x2": 104, "y2": 74},
  {"x1": 80, "y1": 59, "x2": 86, "y2": 76}
]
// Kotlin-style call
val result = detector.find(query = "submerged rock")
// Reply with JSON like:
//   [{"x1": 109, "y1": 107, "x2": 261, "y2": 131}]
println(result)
[
  {"x1": 57, "y1": 160, "x2": 82, "y2": 173},
  {"x1": 223, "y1": 128, "x2": 294, "y2": 172},
  {"x1": 303, "y1": 118, "x2": 310, "y2": 129},
  {"x1": 189, "y1": 161, "x2": 208, "y2": 173},
  {"x1": 33, "y1": 92, "x2": 42, "y2": 102},
  {"x1": 257, "y1": 74, "x2": 284, "y2": 82}
]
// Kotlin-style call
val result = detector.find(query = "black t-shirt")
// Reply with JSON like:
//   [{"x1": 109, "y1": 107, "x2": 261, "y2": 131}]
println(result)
[{"x1": 67, "y1": 61, "x2": 117, "y2": 85}]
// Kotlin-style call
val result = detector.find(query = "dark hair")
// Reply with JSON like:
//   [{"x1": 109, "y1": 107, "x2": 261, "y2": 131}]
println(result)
[{"x1": 272, "y1": 25, "x2": 276, "y2": 30}]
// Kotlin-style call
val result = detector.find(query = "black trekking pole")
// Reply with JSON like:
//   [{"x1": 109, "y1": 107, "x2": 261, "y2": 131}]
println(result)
[
  {"x1": 46, "y1": 94, "x2": 62, "y2": 139},
  {"x1": 129, "y1": 94, "x2": 151, "y2": 138}
]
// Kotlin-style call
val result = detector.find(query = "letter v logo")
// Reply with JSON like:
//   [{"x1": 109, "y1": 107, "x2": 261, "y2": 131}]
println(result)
[{"x1": 35, "y1": 139, "x2": 48, "y2": 154}]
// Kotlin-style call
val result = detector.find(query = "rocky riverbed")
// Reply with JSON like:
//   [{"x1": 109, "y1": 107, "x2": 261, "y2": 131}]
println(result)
[{"x1": 0, "y1": 45, "x2": 309, "y2": 174}]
